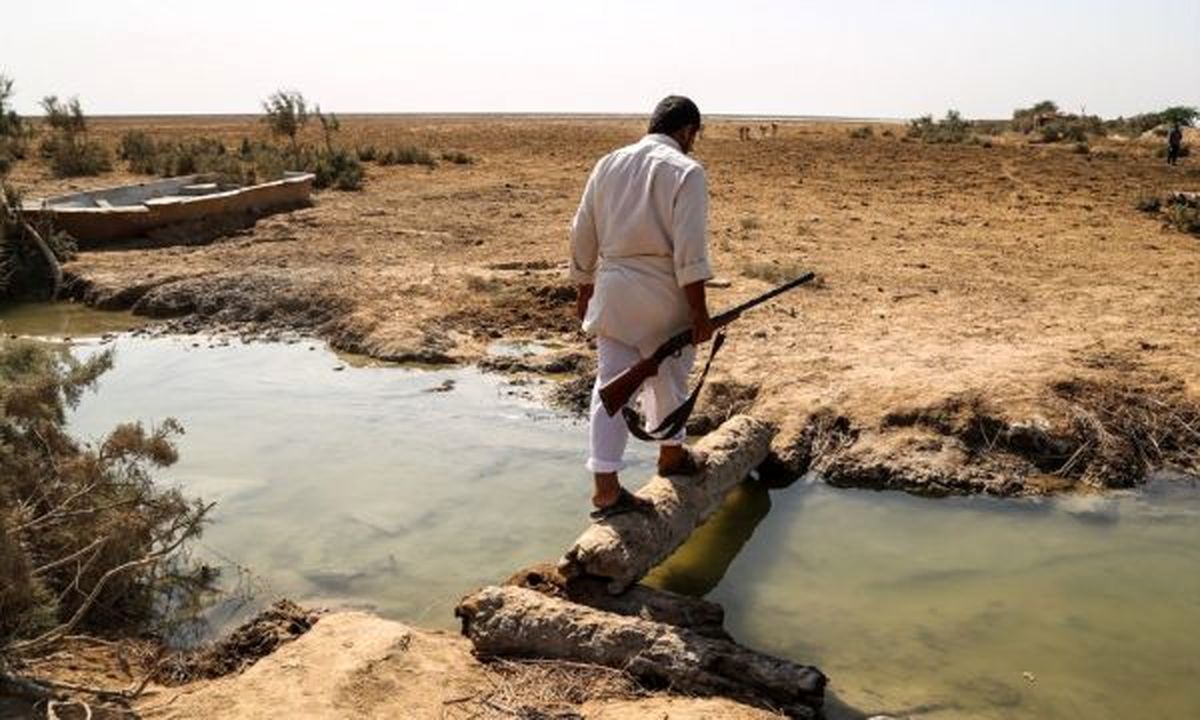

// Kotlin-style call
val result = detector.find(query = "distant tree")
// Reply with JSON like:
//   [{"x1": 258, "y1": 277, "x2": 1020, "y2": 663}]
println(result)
[
  {"x1": 1161, "y1": 106, "x2": 1198, "y2": 127},
  {"x1": 39, "y1": 95, "x2": 87, "y2": 135},
  {"x1": 262, "y1": 90, "x2": 308, "y2": 150},
  {"x1": 1029, "y1": 100, "x2": 1059, "y2": 115}
]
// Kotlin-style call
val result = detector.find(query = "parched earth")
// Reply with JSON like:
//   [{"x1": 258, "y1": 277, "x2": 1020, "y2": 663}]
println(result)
[{"x1": 11, "y1": 116, "x2": 1200, "y2": 495}]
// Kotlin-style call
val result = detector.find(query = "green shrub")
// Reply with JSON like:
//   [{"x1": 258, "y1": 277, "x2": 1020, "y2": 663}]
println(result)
[
  {"x1": 356, "y1": 144, "x2": 378, "y2": 162},
  {"x1": 907, "y1": 110, "x2": 972, "y2": 144},
  {"x1": 1072, "y1": 141, "x2": 1090, "y2": 155},
  {"x1": 42, "y1": 135, "x2": 112, "y2": 177},
  {"x1": 1, "y1": 185, "x2": 76, "y2": 300},
  {"x1": 312, "y1": 148, "x2": 364, "y2": 190},
  {"x1": 848, "y1": 126, "x2": 873, "y2": 140},
  {"x1": 1166, "y1": 205, "x2": 1200, "y2": 235},
  {"x1": 118, "y1": 130, "x2": 158, "y2": 173},
  {"x1": 379, "y1": 145, "x2": 437, "y2": 167},
  {"x1": 441, "y1": 149, "x2": 474, "y2": 165},
  {"x1": 1135, "y1": 195, "x2": 1161, "y2": 213}
]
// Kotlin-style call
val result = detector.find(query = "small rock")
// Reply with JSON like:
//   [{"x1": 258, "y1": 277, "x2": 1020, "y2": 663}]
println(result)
[{"x1": 332, "y1": 365, "x2": 345, "y2": 372}]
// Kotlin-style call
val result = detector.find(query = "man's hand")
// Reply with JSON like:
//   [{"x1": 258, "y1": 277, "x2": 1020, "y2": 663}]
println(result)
[
  {"x1": 576, "y1": 284, "x2": 594, "y2": 321},
  {"x1": 691, "y1": 311, "x2": 716, "y2": 344},
  {"x1": 683, "y1": 280, "x2": 714, "y2": 344}
]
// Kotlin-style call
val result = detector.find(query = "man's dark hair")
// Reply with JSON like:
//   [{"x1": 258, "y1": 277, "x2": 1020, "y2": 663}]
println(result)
[{"x1": 648, "y1": 96, "x2": 701, "y2": 135}]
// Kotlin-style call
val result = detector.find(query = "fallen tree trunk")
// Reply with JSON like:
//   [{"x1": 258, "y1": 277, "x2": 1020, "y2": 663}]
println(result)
[
  {"x1": 456, "y1": 585, "x2": 826, "y2": 719},
  {"x1": 559, "y1": 414, "x2": 776, "y2": 593},
  {"x1": 505, "y1": 562, "x2": 728, "y2": 639}
]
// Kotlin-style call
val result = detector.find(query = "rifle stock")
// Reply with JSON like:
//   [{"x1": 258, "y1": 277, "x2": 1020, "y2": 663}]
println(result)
[{"x1": 597, "y1": 271, "x2": 815, "y2": 416}]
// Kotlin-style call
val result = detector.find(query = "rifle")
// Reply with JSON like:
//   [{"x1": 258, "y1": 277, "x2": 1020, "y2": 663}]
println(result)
[{"x1": 598, "y1": 271, "x2": 816, "y2": 424}]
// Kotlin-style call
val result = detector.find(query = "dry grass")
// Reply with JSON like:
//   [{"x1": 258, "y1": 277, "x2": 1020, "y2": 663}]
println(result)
[{"x1": 442, "y1": 657, "x2": 645, "y2": 719}]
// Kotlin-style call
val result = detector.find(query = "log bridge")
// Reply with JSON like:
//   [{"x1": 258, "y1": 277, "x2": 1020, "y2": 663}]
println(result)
[{"x1": 455, "y1": 415, "x2": 828, "y2": 718}]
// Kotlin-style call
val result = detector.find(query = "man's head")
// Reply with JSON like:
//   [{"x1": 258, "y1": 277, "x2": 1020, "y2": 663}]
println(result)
[{"x1": 649, "y1": 96, "x2": 702, "y2": 154}]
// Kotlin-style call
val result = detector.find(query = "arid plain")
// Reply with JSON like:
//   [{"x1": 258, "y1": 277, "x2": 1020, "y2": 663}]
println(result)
[{"x1": 11, "y1": 115, "x2": 1200, "y2": 495}]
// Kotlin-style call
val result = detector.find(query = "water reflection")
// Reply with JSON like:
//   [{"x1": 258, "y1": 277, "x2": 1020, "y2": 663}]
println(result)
[{"x1": 644, "y1": 481, "x2": 772, "y2": 596}]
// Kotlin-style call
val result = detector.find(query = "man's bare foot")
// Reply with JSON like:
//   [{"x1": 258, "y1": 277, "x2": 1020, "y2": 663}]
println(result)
[{"x1": 592, "y1": 472, "x2": 621, "y2": 509}]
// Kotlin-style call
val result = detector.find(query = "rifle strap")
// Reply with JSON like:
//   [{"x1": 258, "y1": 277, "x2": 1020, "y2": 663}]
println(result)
[{"x1": 622, "y1": 331, "x2": 726, "y2": 442}]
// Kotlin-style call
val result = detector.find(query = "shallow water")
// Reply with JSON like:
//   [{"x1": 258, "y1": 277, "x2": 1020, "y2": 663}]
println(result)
[{"x1": 3, "y1": 304, "x2": 1198, "y2": 720}]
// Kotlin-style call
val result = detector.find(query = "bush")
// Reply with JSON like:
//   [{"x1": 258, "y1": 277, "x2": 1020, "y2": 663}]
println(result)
[
  {"x1": 1135, "y1": 195, "x2": 1161, "y2": 213},
  {"x1": 1073, "y1": 141, "x2": 1091, "y2": 155},
  {"x1": 848, "y1": 126, "x2": 873, "y2": 140},
  {"x1": 907, "y1": 110, "x2": 972, "y2": 144},
  {"x1": 42, "y1": 135, "x2": 112, "y2": 177},
  {"x1": 1166, "y1": 203, "x2": 1200, "y2": 235},
  {"x1": 37, "y1": 94, "x2": 111, "y2": 177},
  {"x1": 0, "y1": 340, "x2": 209, "y2": 648},
  {"x1": 379, "y1": 145, "x2": 437, "y2": 167},
  {"x1": 118, "y1": 130, "x2": 158, "y2": 171},
  {"x1": 356, "y1": 144, "x2": 378, "y2": 162},
  {"x1": 441, "y1": 149, "x2": 475, "y2": 165},
  {"x1": 312, "y1": 148, "x2": 364, "y2": 190}
]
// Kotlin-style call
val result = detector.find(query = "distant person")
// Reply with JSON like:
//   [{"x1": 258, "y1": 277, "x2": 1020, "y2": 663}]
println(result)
[
  {"x1": 1167, "y1": 122, "x2": 1184, "y2": 165},
  {"x1": 569, "y1": 95, "x2": 714, "y2": 520}
]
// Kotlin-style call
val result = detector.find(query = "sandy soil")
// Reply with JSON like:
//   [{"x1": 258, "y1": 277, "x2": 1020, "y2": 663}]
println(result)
[
  {"x1": 11, "y1": 612, "x2": 782, "y2": 720},
  {"x1": 10, "y1": 116, "x2": 1200, "y2": 495}
]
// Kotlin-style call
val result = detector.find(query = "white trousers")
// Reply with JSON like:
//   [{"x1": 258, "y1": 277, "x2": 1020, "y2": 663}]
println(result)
[{"x1": 587, "y1": 336, "x2": 696, "y2": 474}]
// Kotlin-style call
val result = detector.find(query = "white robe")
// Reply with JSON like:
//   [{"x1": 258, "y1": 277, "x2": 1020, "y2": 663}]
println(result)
[{"x1": 568, "y1": 134, "x2": 713, "y2": 356}]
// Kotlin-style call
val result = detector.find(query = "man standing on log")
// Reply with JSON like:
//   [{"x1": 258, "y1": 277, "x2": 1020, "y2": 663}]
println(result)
[{"x1": 569, "y1": 95, "x2": 714, "y2": 520}]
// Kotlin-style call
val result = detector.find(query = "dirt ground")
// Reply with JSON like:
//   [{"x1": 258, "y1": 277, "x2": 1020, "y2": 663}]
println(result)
[
  {"x1": 7, "y1": 612, "x2": 783, "y2": 720},
  {"x1": 9, "y1": 116, "x2": 1200, "y2": 495}
]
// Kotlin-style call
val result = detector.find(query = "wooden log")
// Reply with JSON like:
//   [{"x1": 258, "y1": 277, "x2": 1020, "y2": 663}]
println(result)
[
  {"x1": 505, "y1": 562, "x2": 729, "y2": 639},
  {"x1": 559, "y1": 415, "x2": 776, "y2": 593},
  {"x1": 456, "y1": 585, "x2": 826, "y2": 719}
]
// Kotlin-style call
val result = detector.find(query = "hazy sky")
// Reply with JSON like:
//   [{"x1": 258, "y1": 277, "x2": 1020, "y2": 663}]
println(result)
[{"x1": 4, "y1": 0, "x2": 1197, "y2": 118}]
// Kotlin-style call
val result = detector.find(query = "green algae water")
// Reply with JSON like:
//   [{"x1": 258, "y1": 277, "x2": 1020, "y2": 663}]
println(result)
[{"x1": 3, "y1": 304, "x2": 1198, "y2": 720}]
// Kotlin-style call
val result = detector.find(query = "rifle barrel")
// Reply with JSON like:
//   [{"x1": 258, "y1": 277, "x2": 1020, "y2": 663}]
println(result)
[{"x1": 713, "y1": 271, "x2": 816, "y2": 326}]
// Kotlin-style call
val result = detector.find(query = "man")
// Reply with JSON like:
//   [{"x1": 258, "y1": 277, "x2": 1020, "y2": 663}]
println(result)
[
  {"x1": 1167, "y1": 122, "x2": 1184, "y2": 166},
  {"x1": 569, "y1": 95, "x2": 715, "y2": 520}
]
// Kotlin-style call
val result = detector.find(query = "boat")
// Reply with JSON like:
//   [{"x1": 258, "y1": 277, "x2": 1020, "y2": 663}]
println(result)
[{"x1": 22, "y1": 172, "x2": 315, "y2": 246}]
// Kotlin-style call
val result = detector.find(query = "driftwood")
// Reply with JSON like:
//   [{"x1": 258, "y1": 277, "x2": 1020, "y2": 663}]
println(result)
[
  {"x1": 456, "y1": 585, "x2": 826, "y2": 719},
  {"x1": 559, "y1": 414, "x2": 776, "y2": 593},
  {"x1": 505, "y1": 562, "x2": 728, "y2": 639}
]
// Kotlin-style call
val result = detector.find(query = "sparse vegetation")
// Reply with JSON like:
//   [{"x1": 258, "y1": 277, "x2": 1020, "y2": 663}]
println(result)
[
  {"x1": 37, "y1": 96, "x2": 111, "y2": 177},
  {"x1": 1010, "y1": 100, "x2": 1103, "y2": 143},
  {"x1": 741, "y1": 258, "x2": 806, "y2": 284},
  {"x1": 441, "y1": 149, "x2": 475, "y2": 165},
  {"x1": 1136, "y1": 192, "x2": 1200, "y2": 236},
  {"x1": 849, "y1": 126, "x2": 874, "y2": 140},
  {"x1": 378, "y1": 145, "x2": 437, "y2": 168},
  {"x1": 356, "y1": 145, "x2": 378, "y2": 162},
  {"x1": 907, "y1": 110, "x2": 972, "y2": 144}
]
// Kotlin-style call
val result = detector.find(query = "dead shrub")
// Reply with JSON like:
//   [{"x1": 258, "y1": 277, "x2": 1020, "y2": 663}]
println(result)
[{"x1": 1050, "y1": 378, "x2": 1200, "y2": 488}]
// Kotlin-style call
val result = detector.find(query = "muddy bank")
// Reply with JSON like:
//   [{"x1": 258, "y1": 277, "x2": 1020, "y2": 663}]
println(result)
[{"x1": 17, "y1": 116, "x2": 1198, "y2": 496}]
